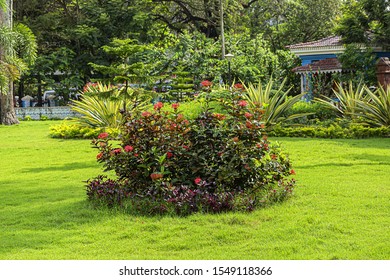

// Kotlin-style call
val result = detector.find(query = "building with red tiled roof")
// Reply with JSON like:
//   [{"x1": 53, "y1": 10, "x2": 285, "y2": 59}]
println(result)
[
  {"x1": 287, "y1": 36, "x2": 343, "y2": 51},
  {"x1": 286, "y1": 36, "x2": 390, "y2": 96},
  {"x1": 292, "y1": 58, "x2": 343, "y2": 74}
]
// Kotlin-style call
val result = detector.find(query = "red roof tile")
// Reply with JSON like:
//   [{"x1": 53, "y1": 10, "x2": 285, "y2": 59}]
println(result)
[
  {"x1": 286, "y1": 36, "x2": 342, "y2": 49},
  {"x1": 292, "y1": 58, "x2": 343, "y2": 73}
]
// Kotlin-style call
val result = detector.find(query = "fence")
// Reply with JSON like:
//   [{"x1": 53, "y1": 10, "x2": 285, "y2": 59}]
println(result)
[{"x1": 15, "y1": 106, "x2": 81, "y2": 120}]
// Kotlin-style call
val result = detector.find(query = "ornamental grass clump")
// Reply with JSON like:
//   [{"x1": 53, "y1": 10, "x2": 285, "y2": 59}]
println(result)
[{"x1": 87, "y1": 94, "x2": 296, "y2": 215}]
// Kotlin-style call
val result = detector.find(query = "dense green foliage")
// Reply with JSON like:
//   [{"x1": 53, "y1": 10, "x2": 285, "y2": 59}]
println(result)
[
  {"x1": 12, "y1": 0, "x2": 345, "y2": 98},
  {"x1": 336, "y1": 0, "x2": 390, "y2": 48}
]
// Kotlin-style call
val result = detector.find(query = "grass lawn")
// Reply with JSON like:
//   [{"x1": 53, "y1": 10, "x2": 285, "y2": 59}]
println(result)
[{"x1": 0, "y1": 121, "x2": 389, "y2": 260}]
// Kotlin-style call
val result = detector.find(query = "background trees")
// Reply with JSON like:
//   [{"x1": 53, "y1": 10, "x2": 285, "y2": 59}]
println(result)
[
  {"x1": 10, "y1": 0, "x2": 385, "y2": 125},
  {"x1": 336, "y1": 0, "x2": 390, "y2": 48},
  {"x1": 12, "y1": 0, "x2": 344, "y2": 90}
]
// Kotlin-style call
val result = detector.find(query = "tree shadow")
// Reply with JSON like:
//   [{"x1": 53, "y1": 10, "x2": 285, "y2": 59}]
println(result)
[{"x1": 21, "y1": 161, "x2": 99, "y2": 173}]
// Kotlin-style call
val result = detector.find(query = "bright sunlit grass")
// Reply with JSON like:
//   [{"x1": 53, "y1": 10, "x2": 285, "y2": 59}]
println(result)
[{"x1": 0, "y1": 121, "x2": 389, "y2": 260}]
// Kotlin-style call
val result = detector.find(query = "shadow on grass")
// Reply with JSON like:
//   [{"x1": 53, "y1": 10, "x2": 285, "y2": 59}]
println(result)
[
  {"x1": 1, "y1": 200, "x2": 108, "y2": 229},
  {"x1": 277, "y1": 137, "x2": 390, "y2": 150},
  {"x1": 297, "y1": 160, "x2": 390, "y2": 170},
  {"x1": 0, "y1": 200, "x2": 114, "y2": 258},
  {"x1": 21, "y1": 161, "x2": 98, "y2": 173}
]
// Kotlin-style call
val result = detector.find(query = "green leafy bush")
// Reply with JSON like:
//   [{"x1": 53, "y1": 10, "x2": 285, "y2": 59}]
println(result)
[
  {"x1": 283, "y1": 101, "x2": 337, "y2": 125},
  {"x1": 49, "y1": 122, "x2": 120, "y2": 139},
  {"x1": 87, "y1": 96, "x2": 296, "y2": 215},
  {"x1": 269, "y1": 122, "x2": 390, "y2": 138}
]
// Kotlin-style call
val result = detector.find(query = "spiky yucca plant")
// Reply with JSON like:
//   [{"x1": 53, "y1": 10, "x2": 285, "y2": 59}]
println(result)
[
  {"x1": 356, "y1": 86, "x2": 390, "y2": 127},
  {"x1": 71, "y1": 82, "x2": 151, "y2": 129},
  {"x1": 242, "y1": 78, "x2": 308, "y2": 127},
  {"x1": 71, "y1": 94, "x2": 125, "y2": 129},
  {"x1": 315, "y1": 81, "x2": 368, "y2": 119}
]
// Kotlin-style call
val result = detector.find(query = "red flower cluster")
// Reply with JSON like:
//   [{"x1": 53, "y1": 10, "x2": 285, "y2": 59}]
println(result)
[
  {"x1": 213, "y1": 113, "x2": 226, "y2": 121},
  {"x1": 83, "y1": 82, "x2": 98, "y2": 93},
  {"x1": 96, "y1": 152, "x2": 103, "y2": 160},
  {"x1": 167, "y1": 152, "x2": 174, "y2": 159},
  {"x1": 200, "y1": 80, "x2": 212, "y2": 87},
  {"x1": 154, "y1": 102, "x2": 164, "y2": 110},
  {"x1": 98, "y1": 132, "x2": 109, "y2": 139},
  {"x1": 141, "y1": 111, "x2": 152, "y2": 118},
  {"x1": 244, "y1": 112, "x2": 253, "y2": 119},
  {"x1": 238, "y1": 100, "x2": 248, "y2": 107},
  {"x1": 194, "y1": 177, "x2": 202, "y2": 185},
  {"x1": 150, "y1": 173, "x2": 163, "y2": 180},
  {"x1": 234, "y1": 83, "x2": 243, "y2": 89},
  {"x1": 111, "y1": 148, "x2": 122, "y2": 155},
  {"x1": 172, "y1": 103, "x2": 180, "y2": 110},
  {"x1": 124, "y1": 145, "x2": 134, "y2": 153}
]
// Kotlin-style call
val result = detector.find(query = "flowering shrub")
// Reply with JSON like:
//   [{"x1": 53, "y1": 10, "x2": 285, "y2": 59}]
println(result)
[{"x1": 87, "y1": 93, "x2": 296, "y2": 215}]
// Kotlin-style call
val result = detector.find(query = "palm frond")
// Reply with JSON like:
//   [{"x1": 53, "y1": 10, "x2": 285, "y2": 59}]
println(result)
[{"x1": 13, "y1": 23, "x2": 38, "y2": 66}]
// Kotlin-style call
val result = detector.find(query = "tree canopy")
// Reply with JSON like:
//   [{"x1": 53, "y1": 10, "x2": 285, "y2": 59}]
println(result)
[{"x1": 336, "y1": 0, "x2": 390, "y2": 48}]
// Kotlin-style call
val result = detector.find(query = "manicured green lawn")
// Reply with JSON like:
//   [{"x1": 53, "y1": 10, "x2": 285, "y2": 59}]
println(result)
[{"x1": 0, "y1": 121, "x2": 389, "y2": 260}]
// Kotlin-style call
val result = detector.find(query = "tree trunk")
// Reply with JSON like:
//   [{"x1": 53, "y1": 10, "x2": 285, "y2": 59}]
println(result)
[
  {"x1": 0, "y1": 83, "x2": 19, "y2": 125},
  {"x1": 0, "y1": 0, "x2": 19, "y2": 125}
]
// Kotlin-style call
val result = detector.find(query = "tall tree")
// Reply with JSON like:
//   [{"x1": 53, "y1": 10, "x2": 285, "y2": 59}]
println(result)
[
  {"x1": 336, "y1": 0, "x2": 390, "y2": 48},
  {"x1": 246, "y1": 0, "x2": 342, "y2": 50},
  {"x1": 0, "y1": 0, "x2": 18, "y2": 125},
  {"x1": 0, "y1": 0, "x2": 37, "y2": 125}
]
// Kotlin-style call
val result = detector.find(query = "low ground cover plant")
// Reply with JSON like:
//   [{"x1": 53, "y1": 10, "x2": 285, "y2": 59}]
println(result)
[{"x1": 87, "y1": 93, "x2": 296, "y2": 215}]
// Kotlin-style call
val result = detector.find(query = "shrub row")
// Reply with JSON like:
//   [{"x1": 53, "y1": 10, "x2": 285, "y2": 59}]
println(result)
[
  {"x1": 49, "y1": 122, "x2": 120, "y2": 139},
  {"x1": 269, "y1": 123, "x2": 390, "y2": 139}
]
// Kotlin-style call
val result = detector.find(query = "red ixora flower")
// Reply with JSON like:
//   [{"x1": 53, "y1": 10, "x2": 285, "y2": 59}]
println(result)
[
  {"x1": 124, "y1": 145, "x2": 134, "y2": 153},
  {"x1": 244, "y1": 112, "x2": 253, "y2": 119},
  {"x1": 200, "y1": 80, "x2": 212, "y2": 87},
  {"x1": 238, "y1": 100, "x2": 248, "y2": 107},
  {"x1": 234, "y1": 83, "x2": 243, "y2": 89},
  {"x1": 141, "y1": 111, "x2": 152, "y2": 117},
  {"x1": 171, "y1": 103, "x2": 180, "y2": 110},
  {"x1": 213, "y1": 113, "x2": 226, "y2": 121},
  {"x1": 150, "y1": 173, "x2": 163, "y2": 180},
  {"x1": 111, "y1": 148, "x2": 122, "y2": 155},
  {"x1": 290, "y1": 169, "x2": 296, "y2": 175},
  {"x1": 154, "y1": 102, "x2": 164, "y2": 110},
  {"x1": 194, "y1": 177, "x2": 202, "y2": 185},
  {"x1": 98, "y1": 132, "x2": 109, "y2": 139},
  {"x1": 96, "y1": 152, "x2": 103, "y2": 160},
  {"x1": 167, "y1": 152, "x2": 173, "y2": 159}
]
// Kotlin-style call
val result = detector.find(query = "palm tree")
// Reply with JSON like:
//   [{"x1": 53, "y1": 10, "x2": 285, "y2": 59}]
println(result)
[{"x1": 0, "y1": 0, "x2": 37, "y2": 125}]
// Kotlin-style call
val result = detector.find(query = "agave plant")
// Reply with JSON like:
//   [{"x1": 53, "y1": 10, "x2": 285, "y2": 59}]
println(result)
[
  {"x1": 315, "y1": 81, "x2": 368, "y2": 119},
  {"x1": 355, "y1": 86, "x2": 390, "y2": 127},
  {"x1": 71, "y1": 94, "x2": 124, "y2": 128},
  {"x1": 242, "y1": 78, "x2": 309, "y2": 126},
  {"x1": 71, "y1": 82, "x2": 151, "y2": 129}
]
